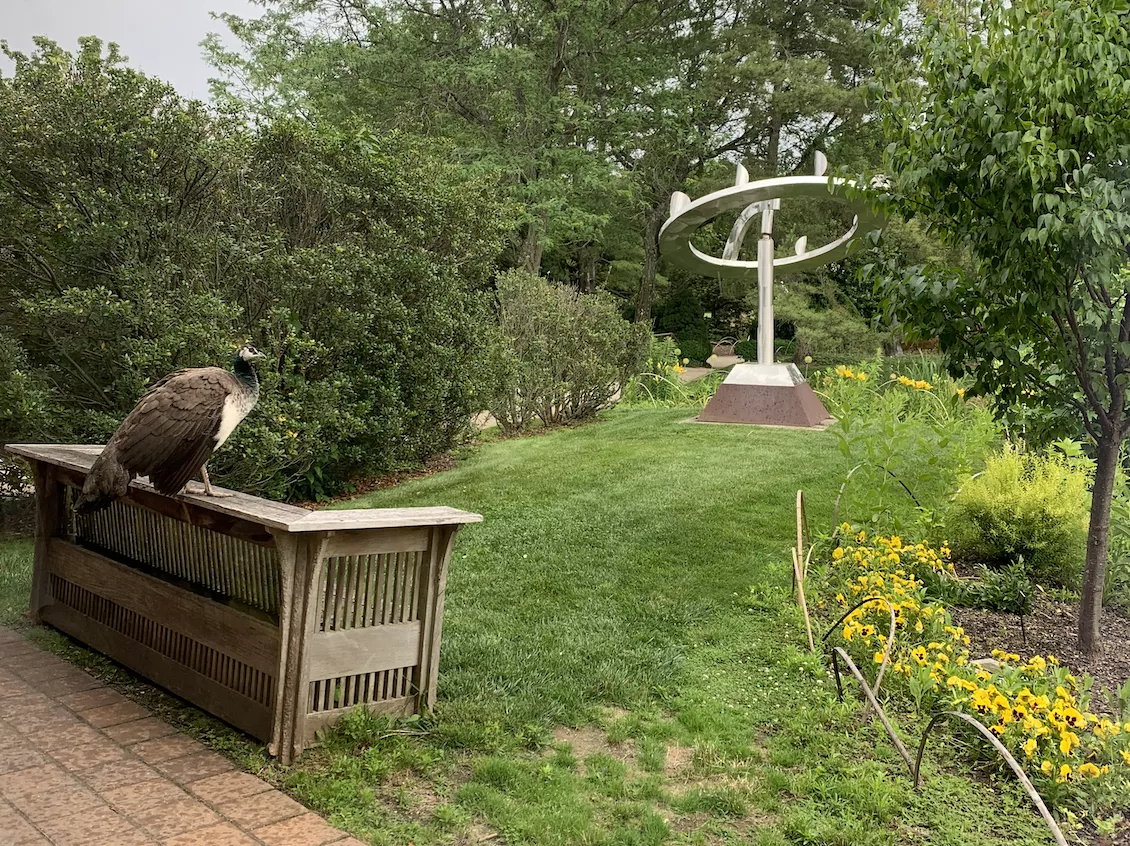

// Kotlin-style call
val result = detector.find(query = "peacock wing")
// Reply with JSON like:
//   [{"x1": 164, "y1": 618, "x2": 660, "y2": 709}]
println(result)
[{"x1": 113, "y1": 368, "x2": 234, "y2": 495}]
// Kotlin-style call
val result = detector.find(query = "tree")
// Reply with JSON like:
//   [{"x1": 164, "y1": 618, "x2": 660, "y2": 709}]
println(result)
[
  {"x1": 873, "y1": 0, "x2": 1130, "y2": 654},
  {"x1": 208, "y1": 0, "x2": 886, "y2": 322},
  {"x1": 0, "y1": 38, "x2": 509, "y2": 499}
]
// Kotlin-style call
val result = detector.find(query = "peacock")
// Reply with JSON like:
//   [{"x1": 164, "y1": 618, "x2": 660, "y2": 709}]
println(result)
[{"x1": 74, "y1": 345, "x2": 266, "y2": 514}]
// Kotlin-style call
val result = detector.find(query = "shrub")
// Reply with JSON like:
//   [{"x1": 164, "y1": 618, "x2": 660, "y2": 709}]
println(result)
[
  {"x1": 675, "y1": 338, "x2": 711, "y2": 366},
  {"x1": 733, "y1": 339, "x2": 756, "y2": 362},
  {"x1": 0, "y1": 40, "x2": 509, "y2": 500},
  {"x1": 946, "y1": 446, "x2": 1089, "y2": 588},
  {"x1": 488, "y1": 271, "x2": 647, "y2": 433},
  {"x1": 620, "y1": 337, "x2": 725, "y2": 409},
  {"x1": 823, "y1": 353, "x2": 1000, "y2": 534}
]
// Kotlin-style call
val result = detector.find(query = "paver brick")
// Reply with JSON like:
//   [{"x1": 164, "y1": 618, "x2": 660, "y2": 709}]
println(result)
[
  {"x1": 35, "y1": 673, "x2": 103, "y2": 698},
  {"x1": 56, "y1": 689, "x2": 126, "y2": 713},
  {"x1": 0, "y1": 626, "x2": 24, "y2": 643},
  {"x1": 160, "y1": 821, "x2": 262, "y2": 845},
  {"x1": 0, "y1": 640, "x2": 43, "y2": 660},
  {"x1": 186, "y1": 770, "x2": 271, "y2": 807},
  {"x1": 0, "y1": 765, "x2": 104, "y2": 824},
  {"x1": 217, "y1": 788, "x2": 304, "y2": 830},
  {"x1": 25, "y1": 719, "x2": 105, "y2": 751},
  {"x1": 130, "y1": 735, "x2": 205, "y2": 764},
  {"x1": 78, "y1": 758, "x2": 159, "y2": 792},
  {"x1": 103, "y1": 779, "x2": 189, "y2": 816},
  {"x1": 0, "y1": 743, "x2": 49, "y2": 776},
  {"x1": 35, "y1": 804, "x2": 142, "y2": 846},
  {"x1": 154, "y1": 750, "x2": 234, "y2": 785},
  {"x1": 12, "y1": 662, "x2": 79, "y2": 684},
  {"x1": 1, "y1": 798, "x2": 51, "y2": 845},
  {"x1": 128, "y1": 796, "x2": 220, "y2": 839},
  {"x1": 0, "y1": 677, "x2": 38, "y2": 700},
  {"x1": 50, "y1": 737, "x2": 133, "y2": 772},
  {"x1": 102, "y1": 718, "x2": 177, "y2": 746},
  {"x1": 254, "y1": 812, "x2": 347, "y2": 846},
  {"x1": 79, "y1": 700, "x2": 150, "y2": 728},
  {"x1": 0, "y1": 762, "x2": 74, "y2": 799},
  {"x1": 8, "y1": 707, "x2": 84, "y2": 737}
]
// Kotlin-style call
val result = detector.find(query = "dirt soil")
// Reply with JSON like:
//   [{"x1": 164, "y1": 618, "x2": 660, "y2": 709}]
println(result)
[{"x1": 951, "y1": 597, "x2": 1130, "y2": 707}]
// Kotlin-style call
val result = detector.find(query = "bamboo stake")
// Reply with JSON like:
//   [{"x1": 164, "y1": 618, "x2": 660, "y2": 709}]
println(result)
[{"x1": 793, "y1": 547, "x2": 815, "y2": 653}]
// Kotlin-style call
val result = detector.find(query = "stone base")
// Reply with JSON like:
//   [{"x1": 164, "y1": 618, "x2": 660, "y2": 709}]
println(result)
[{"x1": 697, "y1": 363, "x2": 831, "y2": 428}]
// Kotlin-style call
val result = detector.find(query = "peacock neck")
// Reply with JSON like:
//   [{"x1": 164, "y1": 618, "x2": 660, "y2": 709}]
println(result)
[{"x1": 232, "y1": 354, "x2": 260, "y2": 392}]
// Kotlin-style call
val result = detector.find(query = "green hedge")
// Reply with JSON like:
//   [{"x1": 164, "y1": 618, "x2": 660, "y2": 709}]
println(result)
[{"x1": 0, "y1": 40, "x2": 509, "y2": 500}]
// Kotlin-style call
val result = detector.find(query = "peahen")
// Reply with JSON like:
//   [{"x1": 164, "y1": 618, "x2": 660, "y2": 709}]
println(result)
[{"x1": 74, "y1": 345, "x2": 266, "y2": 514}]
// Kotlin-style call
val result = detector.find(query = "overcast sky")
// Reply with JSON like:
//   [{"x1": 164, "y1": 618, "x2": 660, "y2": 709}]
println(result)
[{"x1": 1, "y1": 0, "x2": 261, "y2": 100}]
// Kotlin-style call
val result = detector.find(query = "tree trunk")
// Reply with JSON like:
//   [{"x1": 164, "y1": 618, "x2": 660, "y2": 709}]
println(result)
[
  {"x1": 520, "y1": 213, "x2": 546, "y2": 275},
  {"x1": 1078, "y1": 426, "x2": 1122, "y2": 655},
  {"x1": 635, "y1": 207, "x2": 663, "y2": 324}
]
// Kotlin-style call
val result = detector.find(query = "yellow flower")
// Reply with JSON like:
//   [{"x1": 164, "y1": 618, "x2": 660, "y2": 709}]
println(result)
[
  {"x1": 914, "y1": 620, "x2": 924, "y2": 634},
  {"x1": 1023, "y1": 738, "x2": 1037, "y2": 758},
  {"x1": 842, "y1": 624, "x2": 853, "y2": 642},
  {"x1": 1040, "y1": 760, "x2": 1053, "y2": 776},
  {"x1": 1121, "y1": 749, "x2": 1130, "y2": 765},
  {"x1": 911, "y1": 646, "x2": 928, "y2": 666},
  {"x1": 833, "y1": 547, "x2": 845, "y2": 561},
  {"x1": 873, "y1": 651, "x2": 886, "y2": 665},
  {"x1": 1057, "y1": 764, "x2": 1072, "y2": 783},
  {"x1": 1078, "y1": 763, "x2": 1101, "y2": 779},
  {"x1": 1059, "y1": 731, "x2": 1080, "y2": 755}
]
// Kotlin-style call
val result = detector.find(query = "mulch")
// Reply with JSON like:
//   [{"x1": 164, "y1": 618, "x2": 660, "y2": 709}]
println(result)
[{"x1": 950, "y1": 597, "x2": 1130, "y2": 708}]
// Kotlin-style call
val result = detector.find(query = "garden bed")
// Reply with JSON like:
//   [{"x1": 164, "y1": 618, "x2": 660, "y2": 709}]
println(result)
[{"x1": 952, "y1": 598, "x2": 1130, "y2": 708}]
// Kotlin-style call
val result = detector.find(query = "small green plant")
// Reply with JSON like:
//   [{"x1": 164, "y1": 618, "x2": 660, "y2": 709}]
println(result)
[
  {"x1": 733, "y1": 338, "x2": 756, "y2": 361},
  {"x1": 946, "y1": 445, "x2": 1090, "y2": 588},
  {"x1": 675, "y1": 337, "x2": 711, "y2": 366},
  {"x1": 974, "y1": 558, "x2": 1035, "y2": 644}
]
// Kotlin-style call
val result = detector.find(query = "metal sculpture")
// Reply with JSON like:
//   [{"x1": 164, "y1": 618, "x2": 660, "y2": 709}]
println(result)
[{"x1": 659, "y1": 154, "x2": 885, "y2": 426}]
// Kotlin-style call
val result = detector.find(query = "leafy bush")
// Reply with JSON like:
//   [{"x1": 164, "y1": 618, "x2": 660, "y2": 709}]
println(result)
[
  {"x1": 946, "y1": 446, "x2": 1089, "y2": 588},
  {"x1": 822, "y1": 353, "x2": 1000, "y2": 534},
  {"x1": 488, "y1": 271, "x2": 647, "y2": 433},
  {"x1": 733, "y1": 339, "x2": 756, "y2": 362},
  {"x1": 620, "y1": 337, "x2": 725, "y2": 409},
  {"x1": 675, "y1": 338, "x2": 711, "y2": 367},
  {"x1": 0, "y1": 39, "x2": 509, "y2": 500}
]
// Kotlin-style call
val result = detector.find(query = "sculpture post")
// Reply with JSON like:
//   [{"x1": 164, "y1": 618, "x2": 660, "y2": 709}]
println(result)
[{"x1": 658, "y1": 152, "x2": 884, "y2": 427}]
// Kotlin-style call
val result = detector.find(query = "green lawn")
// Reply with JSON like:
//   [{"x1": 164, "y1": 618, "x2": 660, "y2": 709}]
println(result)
[{"x1": 0, "y1": 410, "x2": 1056, "y2": 844}]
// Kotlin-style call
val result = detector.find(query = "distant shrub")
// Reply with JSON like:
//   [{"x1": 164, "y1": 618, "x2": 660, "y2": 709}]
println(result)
[
  {"x1": 946, "y1": 446, "x2": 1089, "y2": 588},
  {"x1": 733, "y1": 339, "x2": 756, "y2": 362},
  {"x1": 489, "y1": 271, "x2": 647, "y2": 433},
  {"x1": 675, "y1": 338, "x2": 711, "y2": 366}
]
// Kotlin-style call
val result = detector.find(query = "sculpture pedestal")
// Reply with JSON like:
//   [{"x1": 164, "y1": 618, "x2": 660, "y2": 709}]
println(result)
[{"x1": 698, "y1": 363, "x2": 831, "y2": 428}]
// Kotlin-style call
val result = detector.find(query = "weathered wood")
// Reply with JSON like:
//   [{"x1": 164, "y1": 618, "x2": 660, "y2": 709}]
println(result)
[
  {"x1": 418, "y1": 526, "x2": 460, "y2": 710},
  {"x1": 46, "y1": 539, "x2": 279, "y2": 674},
  {"x1": 288, "y1": 507, "x2": 483, "y2": 532},
  {"x1": 42, "y1": 601, "x2": 272, "y2": 740},
  {"x1": 306, "y1": 622, "x2": 422, "y2": 679},
  {"x1": 321, "y1": 526, "x2": 430, "y2": 559},
  {"x1": 7, "y1": 442, "x2": 480, "y2": 764},
  {"x1": 30, "y1": 461, "x2": 61, "y2": 623},
  {"x1": 302, "y1": 695, "x2": 415, "y2": 744},
  {"x1": 269, "y1": 531, "x2": 300, "y2": 759}
]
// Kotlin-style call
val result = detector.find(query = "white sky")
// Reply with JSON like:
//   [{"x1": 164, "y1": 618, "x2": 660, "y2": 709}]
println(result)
[{"x1": 0, "y1": 0, "x2": 261, "y2": 100}]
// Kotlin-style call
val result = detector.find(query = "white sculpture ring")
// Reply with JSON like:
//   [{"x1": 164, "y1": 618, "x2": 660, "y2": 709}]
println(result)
[{"x1": 659, "y1": 175, "x2": 884, "y2": 277}]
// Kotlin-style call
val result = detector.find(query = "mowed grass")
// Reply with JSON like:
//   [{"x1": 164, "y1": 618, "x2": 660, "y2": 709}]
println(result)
[{"x1": 0, "y1": 410, "x2": 1056, "y2": 844}]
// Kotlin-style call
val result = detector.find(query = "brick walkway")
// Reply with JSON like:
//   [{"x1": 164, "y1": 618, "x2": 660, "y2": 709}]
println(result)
[{"x1": 0, "y1": 626, "x2": 365, "y2": 846}]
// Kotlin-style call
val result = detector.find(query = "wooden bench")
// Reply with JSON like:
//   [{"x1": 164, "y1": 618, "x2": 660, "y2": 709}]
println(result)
[{"x1": 5, "y1": 444, "x2": 482, "y2": 764}]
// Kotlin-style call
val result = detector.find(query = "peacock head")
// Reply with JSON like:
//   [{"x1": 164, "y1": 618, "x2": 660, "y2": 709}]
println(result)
[{"x1": 236, "y1": 344, "x2": 266, "y2": 365}]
